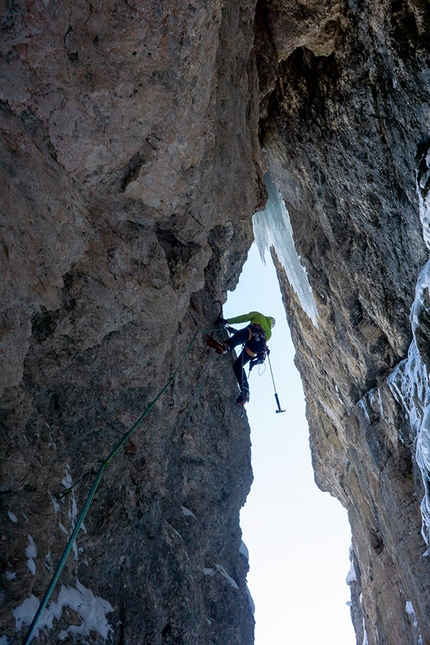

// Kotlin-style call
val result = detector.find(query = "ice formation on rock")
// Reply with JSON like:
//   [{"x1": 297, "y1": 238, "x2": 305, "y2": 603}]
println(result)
[
  {"x1": 388, "y1": 149, "x2": 430, "y2": 544},
  {"x1": 253, "y1": 172, "x2": 318, "y2": 326}
]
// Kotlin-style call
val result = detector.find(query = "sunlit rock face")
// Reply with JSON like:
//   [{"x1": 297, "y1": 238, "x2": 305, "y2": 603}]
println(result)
[
  {"x1": 0, "y1": 1, "x2": 263, "y2": 643},
  {"x1": 256, "y1": 0, "x2": 430, "y2": 643}
]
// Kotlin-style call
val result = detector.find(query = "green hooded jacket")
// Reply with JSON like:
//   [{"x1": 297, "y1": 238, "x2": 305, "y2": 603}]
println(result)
[{"x1": 227, "y1": 311, "x2": 273, "y2": 341}]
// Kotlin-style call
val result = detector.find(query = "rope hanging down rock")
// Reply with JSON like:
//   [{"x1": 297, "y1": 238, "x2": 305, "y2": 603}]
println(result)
[{"x1": 22, "y1": 327, "x2": 219, "y2": 645}]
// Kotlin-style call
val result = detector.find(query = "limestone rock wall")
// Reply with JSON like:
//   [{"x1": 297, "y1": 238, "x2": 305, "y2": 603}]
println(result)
[
  {"x1": 0, "y1": 1, "x2": 263, "y2": 643},
  {"x1": 3, "y1": 1, "x2": 430, "y2": 644},
  {"x1": 256, "y1": 0, "x2": 430, "y2": 643}
]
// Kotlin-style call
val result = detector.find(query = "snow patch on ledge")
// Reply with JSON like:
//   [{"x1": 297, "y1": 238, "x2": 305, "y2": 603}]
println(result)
[
  {"x1": 12, "y1": 579, "x2": 113, "y2": 641},
  {"x1": 253, "y1": 172, "x2": 318, "y2": 326},
  {"x1": 405, "y1": 600, "x2": 424, "y2": 645},
  {"x1": 25, "y1": 535, "x2": 37, "y2": 576},
  {"x1": 346, "y1": 551, "x2": 357, "y2": 585},
  {"x1": 203, "y1": 564, "x2": 239, "y2": 589},
  {"x1": 239, "y1": 540, "x2": 249, "y2": 560}
]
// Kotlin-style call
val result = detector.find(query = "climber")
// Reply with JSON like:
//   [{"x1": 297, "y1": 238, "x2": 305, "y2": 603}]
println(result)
[{"x1": 215, "y1": 311, "x2": 276, "y2": 405}]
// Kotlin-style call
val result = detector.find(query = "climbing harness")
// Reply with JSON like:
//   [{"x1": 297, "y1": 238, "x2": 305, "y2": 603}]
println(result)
[{"x1": 22, "y1": 326, "x2": 218, "y2": 645}]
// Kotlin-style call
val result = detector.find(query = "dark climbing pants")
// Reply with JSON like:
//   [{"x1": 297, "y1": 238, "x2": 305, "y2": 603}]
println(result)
[{"x1": 227, "y1": 327, "x2": 265, "y2": 392}]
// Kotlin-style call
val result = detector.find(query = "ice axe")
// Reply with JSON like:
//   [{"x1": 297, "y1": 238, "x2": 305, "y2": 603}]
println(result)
[{"x1": 268, "y1": 355, "x2": 286, "y2": 414}]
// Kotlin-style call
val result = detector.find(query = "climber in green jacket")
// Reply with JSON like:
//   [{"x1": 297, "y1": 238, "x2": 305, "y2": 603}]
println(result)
[{"x1": 215, "y1": 311, "x2": 276, "y2": 405}]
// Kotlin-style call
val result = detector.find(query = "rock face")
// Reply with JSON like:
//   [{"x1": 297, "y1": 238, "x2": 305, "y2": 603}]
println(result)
[
  {"x1": 0, "y1": 1, "x2": 262, "y2": 643},
  {"x1": 256, "y1": 1, "x2": 430, "y2": 644},
  {"x1": 2, "y1": 0, "x2": 430, "y2": 644}
]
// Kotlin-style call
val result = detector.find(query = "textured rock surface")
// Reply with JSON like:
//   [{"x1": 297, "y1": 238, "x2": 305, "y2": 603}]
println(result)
[
  {"x1": 257, "y1": 0, "x2": 430, "y2": 643},
  {"x1": 0, "y1": 1, "x2": 263, "y2": 643},
  {"x1": 3, "y1": 0, "x2": 430, "y2": 644}
]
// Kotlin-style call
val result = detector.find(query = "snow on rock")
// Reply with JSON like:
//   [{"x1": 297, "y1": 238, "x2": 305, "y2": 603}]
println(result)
[
  {"x1": 253, "y1": 172, "x2": 318, "y2": 326},
  {"x1": 239, "y1": 540, "x2": 249, "y2": 559},
  {"x1": 7, "y1": 511, "x2": 18, "y2": 523},
  {"x1": 405, "y1": 600, "x2": 424, "y2": 645},
  {"x1": 59, "y1": 522, "x2": 69, "y2": 536},
  {"x1": 362, "y1": 618, "x2": 369, "y2": 645},
  {"x1": 69, "y1": 489, "x2": 78, "y2": 525},
  {"x1": 48, "y1": 491, "x2": 60, "y2": 514},
  {"x1": 180, "y1": 505, "x2": 197, "y2": 519},
  {"x1": 346, "y1": 554, "x2": 357, "y2": 585},
  {"x1": 61, "y1": 467, "x2": 73, "y2": 490},
  {"x1": 203, "y1": 564, "x2": 239, "y2": 589},
  {"x1": 12, "y1": 594, "x2": 41, "y2": 633},
  {"x1": 246, "y1": 585, "x2": 255, "y2": 615},
  {"x1": 58, "y1": 466, "x2": 84, "y2": 560},
  {"x1": 56, "y1": 580, "x2": 113, "y2": 639},
  {"x1": 214, "y1": 564, "x2": 239, "y2": 590},
  {"x1": 12, "y1": 579, "x2": 113, "y2": 641},
  {"x1": 25, "y1": 535, "x2": 37, "y2": 576}
]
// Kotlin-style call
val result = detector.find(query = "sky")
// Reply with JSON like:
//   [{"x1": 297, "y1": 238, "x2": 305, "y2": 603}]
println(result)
[{"x1": 224, "y1": 243, "x2": 355, "y2": 645}]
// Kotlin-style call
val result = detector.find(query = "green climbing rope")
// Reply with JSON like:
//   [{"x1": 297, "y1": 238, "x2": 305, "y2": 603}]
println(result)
[{"x1": 22, "y1": 327, "x2": 220, "y2": 644}]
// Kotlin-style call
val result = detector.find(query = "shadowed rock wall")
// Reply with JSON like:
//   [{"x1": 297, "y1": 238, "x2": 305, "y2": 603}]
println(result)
[
  {"x1": 3, "y1": 1, "x2": 430, "y2": 644},
  {"x1": 0, "y1": 1, "x2": 263, "y2": 643}
]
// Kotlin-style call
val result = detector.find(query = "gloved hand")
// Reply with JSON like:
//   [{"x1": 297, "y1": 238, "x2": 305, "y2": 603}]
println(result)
[{"x1": 215, "y1": 316, "x2": 228, "y2": 325}]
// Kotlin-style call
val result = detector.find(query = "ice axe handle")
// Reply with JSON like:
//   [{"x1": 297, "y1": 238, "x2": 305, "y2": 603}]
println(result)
[{"x1": 275, "y1": 393, "x2": 286, "y2": 414}]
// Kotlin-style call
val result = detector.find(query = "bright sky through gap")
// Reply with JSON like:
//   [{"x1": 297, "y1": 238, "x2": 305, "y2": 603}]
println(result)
[{"x1": 224, "y1": 243, "x2": 355, "y2": 645}]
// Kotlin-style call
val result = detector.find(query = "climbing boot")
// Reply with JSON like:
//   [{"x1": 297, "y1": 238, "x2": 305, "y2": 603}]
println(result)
[
  {"x1": 206, "y1": 337, "x2": 230, "y2": 355},
  {"x1": 236, "y1": 385, "x2": 250, "y2": 406}
]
